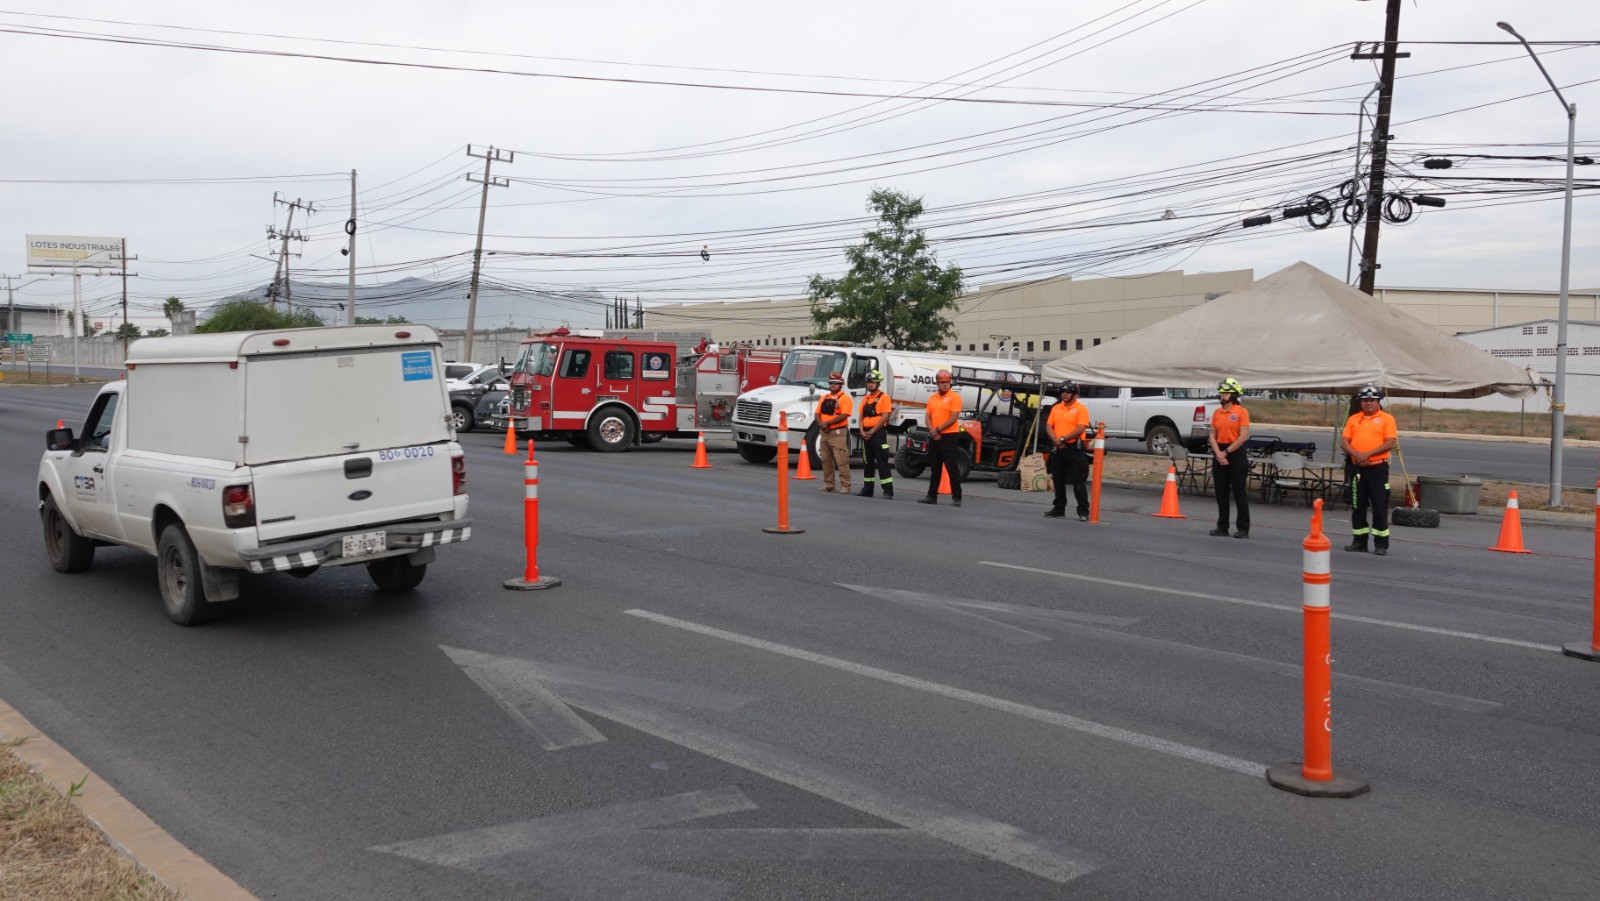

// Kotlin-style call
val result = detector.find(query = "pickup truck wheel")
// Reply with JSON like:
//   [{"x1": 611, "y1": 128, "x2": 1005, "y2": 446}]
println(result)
[
  {"x1": 451, "y1": 404, "x2": 476, "y2": 432},
  {"x1": 737, "y1": 443, "x2": 777, "y2": 464},
  {"x1": 894, "y1": 447, "x2": 925, "y2": 479},
  {"x1": 157, "y1": 524, "x2": 218, "y2": 626},
  {"x1": 587, "y1": 409, "x2": 635, "y2": 452},
  {"x1": 1145, "y1": 424, "x2": 1181, "y2": 456},
  {"x1": 42, "y1": 494, "x2": 95, "y2": 573},
  {"x1": 368, "y1": 555, "x2": 427, "y2": 592}
]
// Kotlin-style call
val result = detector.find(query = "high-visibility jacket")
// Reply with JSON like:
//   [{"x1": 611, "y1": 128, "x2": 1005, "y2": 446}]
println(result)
[
  {"x1": 816, "y1": 390, "x2": 853, "y2": 430},
  {"x1": 859, "y1": 389, "x2": 891, "y2": 432}
]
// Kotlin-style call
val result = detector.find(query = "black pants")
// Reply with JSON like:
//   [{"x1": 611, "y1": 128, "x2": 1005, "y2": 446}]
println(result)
[
  {"x1": 1049, "y1": 445, "x2": 1089, "y2": 516},
  {"x1": 1213, "y1": 457, "x2": 1251, "y2": 531},
  {"x1": 1350, "y1": 460, "x2": 1390, "y2": 546},
  {"x1": 861, "y1": 430, "x2": 893, "y2": 494},
  {"x1": 925, "y1": 434, "x2": 963, "y2": 500}
]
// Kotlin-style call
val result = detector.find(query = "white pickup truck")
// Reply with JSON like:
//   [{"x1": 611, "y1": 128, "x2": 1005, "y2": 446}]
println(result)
[
  {"x1": 1073, "y1": 385, "x2": 1220, "y2": 454},
  {"x1": 37, "y1": 325, "x2": 472, "y2": 625}
]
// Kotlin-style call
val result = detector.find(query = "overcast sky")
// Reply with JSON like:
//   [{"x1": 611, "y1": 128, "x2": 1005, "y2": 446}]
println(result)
[{"x1": 1, "y1": 0, "x2": 1596, "y2": 331}]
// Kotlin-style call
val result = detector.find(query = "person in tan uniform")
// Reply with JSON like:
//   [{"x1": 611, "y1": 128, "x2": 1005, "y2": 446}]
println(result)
[{"x1": 815, "y1": 371, "x2": 854, "y2": 493}]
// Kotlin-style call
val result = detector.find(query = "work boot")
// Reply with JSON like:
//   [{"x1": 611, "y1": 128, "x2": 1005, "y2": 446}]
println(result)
[
  {"x1": 882, "y1": 487, "x2": 893, "y2": 500},
  {"x1": 1374, "y1": 540, "x2": 1389, "y2": 556},
  {"x1": 918, "y1": 496, "x2": 937, "y2": 505},
  {"x1": 951, "y1": 497, "x2": 962, "y2": 508},
  {"x1": 1233, "y1": 530, "x2": 1249, "y2": 539},
  {"x1": 1209, "y1": 528, "x2": 1230, "y2": 537},
  {"x1": 857, "y1": 486, "x2": 874, "y2": 498},
  {"x1": 1044, "y1": 509, "x2": 1066, "y2": 519},
  {"x1": 1344, "y1": 536, "x2": 1368, "y2": 553}
]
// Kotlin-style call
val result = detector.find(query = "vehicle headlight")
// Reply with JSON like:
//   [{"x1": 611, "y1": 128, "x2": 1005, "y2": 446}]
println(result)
[{"x1": 785, "y1": 410, "x2": 810, "y2": 424}]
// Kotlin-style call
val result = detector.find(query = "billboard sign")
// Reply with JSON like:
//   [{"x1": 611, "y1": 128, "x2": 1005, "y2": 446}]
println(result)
[{"x1": 26, "y1": 235, "x2": 123, "y2": 270}]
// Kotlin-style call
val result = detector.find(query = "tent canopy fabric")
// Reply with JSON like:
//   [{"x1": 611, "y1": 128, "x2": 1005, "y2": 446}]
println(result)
[{"x1": 1040, "y1": 261, "x2": 1537, "y2": 399}]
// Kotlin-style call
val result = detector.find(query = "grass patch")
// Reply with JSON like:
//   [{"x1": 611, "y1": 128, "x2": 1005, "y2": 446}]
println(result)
[
  {"x1": 0, "y1": 738, "x2": 182, "y2": 901},
  {"x1": 0, "y1": 370, "x2": 107, "y2": 387},
  {"x1": 1243, "y1": 398, "x2": 1600, "y2": 442}
]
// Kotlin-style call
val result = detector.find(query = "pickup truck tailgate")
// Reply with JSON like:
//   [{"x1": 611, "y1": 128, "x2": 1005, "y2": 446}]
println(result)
[{"x1": 251, "y1": 446, "x2": 456, "y2": 542}]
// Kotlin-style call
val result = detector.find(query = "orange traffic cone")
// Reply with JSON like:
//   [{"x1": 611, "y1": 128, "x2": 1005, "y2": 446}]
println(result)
[
  {"x1": 795, "y1": 439, "x2": 815, "y2": 480},
  {"x1": 1153, "y1": 466, "x2": 1187, "y2": 518},
  {"x1": 938, "y1": 463, "x2": 953, "y2": 496},
  {"x1": 691, "y1": 431, "x2": 713, "y2": 469},
  {"x1": 1489, "y1": 489, "x2": 1531, "y2": 554},
  {"x1": 503, "y1": 417, "x2": 518, "y2": 455}
]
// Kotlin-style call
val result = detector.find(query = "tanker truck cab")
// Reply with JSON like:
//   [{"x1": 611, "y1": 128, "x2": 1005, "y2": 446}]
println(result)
[{"x1": 37, "y1": 325, "x2": 472, "y2": 625}]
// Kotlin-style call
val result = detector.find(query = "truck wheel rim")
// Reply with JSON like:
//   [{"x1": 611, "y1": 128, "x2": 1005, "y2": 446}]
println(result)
[
  {"x1": 598, "y1": 417, "x2": 625, "y2": 444},
  {"x1": 162, "y1": 546, "x2": 188, "y2": 602}
]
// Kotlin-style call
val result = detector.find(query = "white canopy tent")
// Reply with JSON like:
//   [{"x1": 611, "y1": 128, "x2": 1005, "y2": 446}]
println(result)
[{"x1": 1041, "y1": 262, "x2": 1537, "y2": 400}]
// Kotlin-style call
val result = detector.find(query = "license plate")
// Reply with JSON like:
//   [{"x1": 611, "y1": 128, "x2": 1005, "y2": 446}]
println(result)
[{"x1": 342, "y1": 530, "x2": 386, "y2": 558}]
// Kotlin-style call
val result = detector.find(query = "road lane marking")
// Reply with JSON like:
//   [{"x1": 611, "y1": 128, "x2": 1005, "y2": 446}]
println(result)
[
  {"x1": 836, "y1": 584, "x2": 1051, "y2": 644},
  {"x1": 553, "y1": 680, "x2": 1103, "y2": 884},
  {"x1": 979, "y1": 561, "x2": 1563, "y2": 653},
  {"x1": 441, "y1": 646, "x2": 607, "y2": 750},
  {"x1": 577, "y1": 828, "x2": 966, "y2": 861},
  {"x1": 624, "y1": 609, "x2": 1266, "y2": 778}
]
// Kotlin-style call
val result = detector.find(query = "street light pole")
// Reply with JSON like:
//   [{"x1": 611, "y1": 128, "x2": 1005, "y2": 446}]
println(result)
[{"x1": 1499, "y1": 20, "x2": 1577, "y2": 507}]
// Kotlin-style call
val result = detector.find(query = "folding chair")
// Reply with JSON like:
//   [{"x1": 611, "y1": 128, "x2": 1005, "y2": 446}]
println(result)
[
  {"x1": 1267, "y1": 451, "x2": 1321, "y2": 507},
  {"x1": 1169, "y1": 444, "x2": 1211, "y2": 496}
]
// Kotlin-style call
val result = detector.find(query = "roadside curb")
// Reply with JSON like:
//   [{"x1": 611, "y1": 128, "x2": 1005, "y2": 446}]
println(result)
[{"x1": 0, "y1": 699, "x2": 255, "y2": 900}]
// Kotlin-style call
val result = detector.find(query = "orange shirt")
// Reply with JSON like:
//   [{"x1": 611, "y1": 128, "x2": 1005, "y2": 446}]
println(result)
[
  {"x1": 925, "y1": 389, "x2": 962, "y2": 434},
  {"x1": 1343, "y1": 409, "x2": 1397, "y2": 463},
  {"x1": 1211, "y1": 404, "x2": 1251, "y2": 447},
  {"x1": 816, "y1": 389, "x2": 853, "y2": 430},
  {"x1": 859, "y1": 390, "x2": 891, "y2": 432},
  {"x1": 1047, "y1": 399, "x2": 1090, "y2": 447}
]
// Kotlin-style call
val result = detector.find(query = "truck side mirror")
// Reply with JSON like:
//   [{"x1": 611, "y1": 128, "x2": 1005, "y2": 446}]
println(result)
[{"x1": 46, "y1": 427, "x2": 77, "y2": 451}]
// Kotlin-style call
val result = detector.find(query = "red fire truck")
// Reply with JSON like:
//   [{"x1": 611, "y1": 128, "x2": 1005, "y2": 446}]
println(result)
[{"x1": 484, "y1": 329, "x2": 787, "y2": 451}]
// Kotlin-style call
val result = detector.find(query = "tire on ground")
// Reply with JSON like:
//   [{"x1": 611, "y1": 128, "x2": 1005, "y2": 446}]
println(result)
[
  {"x1": 737, "y1": 443, "x2": 777, "y2": 464},
  {"x1": 996, "y1": 470, "x2": 1021, "y2": 490},
  {"x1": 1392, "y1": 506, "x2": 1440, "y2": 528},
  {"x1": 368, "y1": 554, "x2": 428, "y2": 592},
  {"x1": 450, "y1": 404, "x2": 476, "y2": 432},
  {"x1": 42, "y1": 493, "x2": 95, "y2": 573},
  {"x1": 894, "y1": 446, "x2": 926, "y2": 479},
  {"x1": 157, "y1": 523, "x2": 219, "y2": 626},
  {"x1": 587, "y1": 408, "x2": 636, "y2": 452},
  {"x1": 1144, "y1": 423, "x2": 1180, "y2": 456}
]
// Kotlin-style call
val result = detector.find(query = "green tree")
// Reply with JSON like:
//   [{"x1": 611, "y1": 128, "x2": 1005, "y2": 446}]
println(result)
[
  {"x1": 113, "y1": 322, "x2": 142, "y2": 340},
  {"x1": 144, "y1": 327, "x2": 170, "y2": 338},
  {"x1": 162, "y1": 296, "x2": 185, "y2": 320},
  {"x1": 195, "y1": 300, "x2": 324, "y2": 334},
  {"x1": 807, "y1": 189, "x2": 964, "y2": 351}
]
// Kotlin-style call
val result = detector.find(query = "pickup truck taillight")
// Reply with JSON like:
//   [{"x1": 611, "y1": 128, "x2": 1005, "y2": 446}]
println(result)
[
  {"x1": 1193, "y1": 405, "x2": 1208, "y2": 423},
  {"x1": 452, "y1": 453, "x2": 467, "y2": 496},
  {"x1": 223, "y1": 484, "x2": 255, "y2": 528}
]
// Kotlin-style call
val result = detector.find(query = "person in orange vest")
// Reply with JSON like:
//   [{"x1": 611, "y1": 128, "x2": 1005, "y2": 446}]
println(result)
[
  {"x1": 1042, "y1": 381, "x2": 1091, "y2": 521},
  {"x1": 918, "y1": 369, "x2": 964, "y2": 507},
  {"x1": 1341, "y1": 383, "x2": 1399, "y2": 555},
  {"x1": 856, "y1": 369, "x2": 895, "y2": 499},
  {"x1": 815, "y1": 371, "x2": 854, "y2": 493},
  {"x1": 1209, "y1": 377, "x2": 1253, "y2": 539}
]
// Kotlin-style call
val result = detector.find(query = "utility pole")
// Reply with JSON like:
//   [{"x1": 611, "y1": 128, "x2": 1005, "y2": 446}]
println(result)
[
  {"x1": 346, "y1": 169, "x2": 357, "y2": 324},
  {"x1": 464, "y1": 145, "x2": 513, "y2": 361},
  {"x1": 114, "y1": 239, "x2": 140, "y2": 360},
  {"x1": 1353, "y1": 0, "x2": 1409, "y2": 296},
  {"x1": 268, "y1": 193, "x2": 315, "y2": 312}
]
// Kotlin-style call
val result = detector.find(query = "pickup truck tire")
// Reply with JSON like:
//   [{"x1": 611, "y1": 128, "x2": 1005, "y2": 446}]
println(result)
[
  {"x1": 1145, "y1": 424, "x2": 1181, "y2": 456},
  {"x1": 588, "y1": 408, "x2": 635, "y2": 452},
  {"x1": 42, "y1": 493, "x2": 95, "y2": 573},
  {"x1": 368, "y1": 554, "x2": 427, "y2": 592},
  {"x1": 450, "y1": 404, "x2": 476, "y2": 433},
  {"x1": 737, "y1": 443, "x2": 777, "y2": 464},
  {"x1": 157, "y1": 524, "x2": 218, "y2": 626},
  {"x1": 894, "y1": 447, "x2": 926, "y2": 479}
]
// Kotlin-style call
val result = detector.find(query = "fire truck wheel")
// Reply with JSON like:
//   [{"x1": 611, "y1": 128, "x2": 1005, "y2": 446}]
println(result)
[
  {"x1": 894, "y1": 447, "x2": 925, "y2": 479},
  {"x1": 588, "y1": 408, "x2": 636, "y2": 452},
  {"x1": 737, "y1": 443, "x2": 777, "y2": 464},
  {"x1": 641, "y1": 433, "x2": 666, "y2": 444}
]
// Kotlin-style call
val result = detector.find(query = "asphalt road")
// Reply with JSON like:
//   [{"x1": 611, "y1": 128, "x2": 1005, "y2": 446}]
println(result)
[{"x1": 3, "y1": 382, "x2": 1600, "y2": 899}]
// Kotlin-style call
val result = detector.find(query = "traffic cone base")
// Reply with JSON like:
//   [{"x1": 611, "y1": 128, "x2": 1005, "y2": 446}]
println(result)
[
  {"x1": 795, "y1": 439, "x2": 815, "y2": 480},
  {"x1": 1153, "y1": 466, "x2": 1186, "y2": 518},
  {"x1": 691, "y1": 431, "x2": 713, "y2": 469},
  {"x1": 1488, "y1": 489, "x2": 1530, "y2": 553}
]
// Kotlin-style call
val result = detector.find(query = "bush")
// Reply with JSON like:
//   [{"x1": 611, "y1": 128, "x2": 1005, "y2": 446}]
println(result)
[{"x1": 196, "y1": 300, "x2": 324, "y2": 334}]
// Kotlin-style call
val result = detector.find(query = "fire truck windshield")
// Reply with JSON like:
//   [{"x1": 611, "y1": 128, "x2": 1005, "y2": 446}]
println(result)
[
  {"x1": 515, "y1": 343, "x2": 557, "y2": 377},
  {"x1": 777, "y1": 349, "x2": 845, "y2": 388}
]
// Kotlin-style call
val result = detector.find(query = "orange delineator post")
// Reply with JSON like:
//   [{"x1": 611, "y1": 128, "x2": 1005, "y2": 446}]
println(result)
[
  {"x1": 503, "y1": 439, "x2": 560, "y2": 590},
  {"x1": 1266, "y1": 499, "x2": 1369, "y2": 797},
  {"x1": 1152, "y1": 466, "x2": 1186, "y2": 519},
  {"x1": 1563, "y1": 476, "x2": 1600, "y2": 662},
  {"x1": 691, "y1": 431, "x2": 712, "y2": 469},
  {"x1": 1088, "y1": 422, "x2": 1106, "y2": 523},
  {"x1": 502, "y1": 416, "x2": 518, "y2": 455},
  {"x1": 763, "y1": 420, "x2": 804, "y2": 535},
  {"x1": 1488, "y1": 489, "x2": 1531, "y2": 554},
  {"x1": 795, "y1": 437, "x2": 815, "y2": 480}
]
